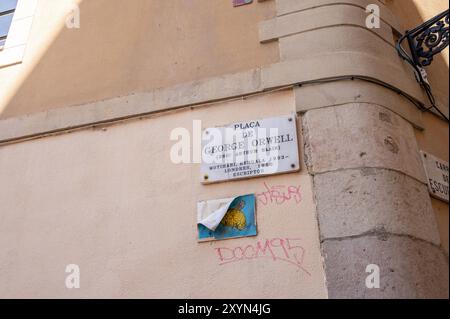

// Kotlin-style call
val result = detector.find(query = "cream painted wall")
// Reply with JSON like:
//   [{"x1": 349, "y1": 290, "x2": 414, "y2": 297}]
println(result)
[
  {"x1": 0, "y1": 0, "x2": 279, "y2": 119},
  {"x1": 0, "y1": 89, "x2": 328, "y2": 298}
]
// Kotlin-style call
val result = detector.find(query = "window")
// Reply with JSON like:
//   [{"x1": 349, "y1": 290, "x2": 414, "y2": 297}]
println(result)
[
  {"x1": 0, "y1": 0, "x2": 37, "y2": 67},
  {"x1": 0, "y1": 0, "x2": 18, "y2": 49}
]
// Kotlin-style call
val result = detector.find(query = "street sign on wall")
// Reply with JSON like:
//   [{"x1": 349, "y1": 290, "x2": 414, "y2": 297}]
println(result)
[
  {"x1": 420, "y1": 151, "x2": 449, "y2": 202},
  {"x1": 201, "y1": 114, "x2": 300, "y2": 183}
]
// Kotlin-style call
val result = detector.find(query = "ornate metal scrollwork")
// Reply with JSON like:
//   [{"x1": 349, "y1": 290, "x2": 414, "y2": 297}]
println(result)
[{"x1": 406, "y1": 10, "x2": 449, "y2": 67}]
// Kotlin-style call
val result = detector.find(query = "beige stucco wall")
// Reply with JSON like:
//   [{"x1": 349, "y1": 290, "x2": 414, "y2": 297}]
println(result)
[
  {"x1": 0, "y1": 89, "x2": 328, "y2": 298},
  {"x1": 0, "y1": 0, "x2": 278, "y2": 119}
]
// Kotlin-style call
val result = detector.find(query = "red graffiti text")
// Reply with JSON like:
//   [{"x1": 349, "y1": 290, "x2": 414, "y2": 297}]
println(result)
[
  {"x1": 214, "y1": 237, "x2": 310, "y2": 276},
  {"x1": 256, "y1": 182, "x2": 302, "y2": 206}
]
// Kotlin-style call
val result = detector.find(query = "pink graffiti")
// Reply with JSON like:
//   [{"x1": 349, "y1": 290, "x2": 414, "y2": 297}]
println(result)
[
  {"x1": 214, "y1": 237, "x2": 311, "y2": 276},
  {"x1": 256, "y1": 182, "x2": 302, "y2": 206}
]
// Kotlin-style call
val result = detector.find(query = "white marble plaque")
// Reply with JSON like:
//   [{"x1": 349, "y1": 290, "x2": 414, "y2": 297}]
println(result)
[{"x1": 201, "y1": 114, "x2": 300, "y2": 183}]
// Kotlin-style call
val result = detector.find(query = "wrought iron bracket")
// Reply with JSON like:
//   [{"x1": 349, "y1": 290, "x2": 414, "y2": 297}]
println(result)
[{"x1": 406, "y1": 9, "x2": 449, "y2": 67}]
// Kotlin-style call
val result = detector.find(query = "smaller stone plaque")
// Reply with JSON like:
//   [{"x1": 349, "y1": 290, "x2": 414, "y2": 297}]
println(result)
[{"x1": 420, "y1": 151, "x2": 449, "y2": 202}]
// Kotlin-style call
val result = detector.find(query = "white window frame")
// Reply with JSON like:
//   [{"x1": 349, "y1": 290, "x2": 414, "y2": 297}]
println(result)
[{"x1": 0, "y1": 0, "x2": 38, "y2": 68}]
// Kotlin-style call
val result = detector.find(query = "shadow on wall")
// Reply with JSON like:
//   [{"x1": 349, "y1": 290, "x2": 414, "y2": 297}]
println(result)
[
  {"x1": 0, "y1": 0, "x2": 448, "y2": 119},
  {"x1": 0, "y1": 0, "x2": 278, "y2": 119}
]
